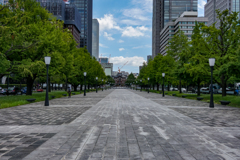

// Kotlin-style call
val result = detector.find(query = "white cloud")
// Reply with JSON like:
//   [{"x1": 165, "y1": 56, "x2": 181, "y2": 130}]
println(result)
[
  {"x1": 131, "y1": 0, "x2": 152, "y2": 13},
  {"x1": 198, "y1": 0, "x2": 206, "y2": 9},
  {"x1": 122, "y1": 26, "x2": 149, "y2": 37},
  {"x1": 97, "y1": 14, "x2": 122, "y2": 32},
  {"x1": 118, "y1": 40, "x2": 124, "y2": 43},
  {"x1": 119, "y1": 48, "x2": 125, "y2": 51},
  {"x1": 99, "y1": 43, "x2": 108, "y2": 48},
  {"x1": 198, "y1": 0, "x2": 207, "y2": 17},
  {"x1": 104, "y1": 32, "x2": 115, "y2": 41},
  {"x1": 122, "y1": 8, "x2": 148, "y2": 21},
  {"x1": 120, "y1": 19, "x2": 144, "y2": 25},
  {"x1": 111, "y1": 56, "x2": 146, "y2": 67},
  {"x1": 132, "y1": 45, "x2": 151, "y2": 49}
]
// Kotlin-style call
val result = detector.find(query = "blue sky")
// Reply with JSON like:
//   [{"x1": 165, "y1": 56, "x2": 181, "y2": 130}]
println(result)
[{"x1": 93, "y1": 0, "x2": 207, "y2": 73}]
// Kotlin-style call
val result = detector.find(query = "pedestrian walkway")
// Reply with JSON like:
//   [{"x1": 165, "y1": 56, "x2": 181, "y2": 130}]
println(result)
[{"x1": 0, "y1": 89, "x2": 240, "y2": 160}]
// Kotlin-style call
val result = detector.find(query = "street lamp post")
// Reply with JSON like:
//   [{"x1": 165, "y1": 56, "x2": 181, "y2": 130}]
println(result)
[
  {"x1": 148, "y1": 78, "x2": 150, "y2": 93},
  {"x1": 209, "y1": 58, "x2": 215, "y2": 108},
  {"x1": 44, "y1": 56, "x2": 51, "y2": 106},
  {"x1": 84, "y1": 72, "x2": 87, "y2": 96},
  {"x1": 136, "y1": 81, "x2": 137, "y2": 90},
  {"x1": 140, "y1": 80, "x2": 142, "y2": 92},
  {"x1": 102, "y1": 79, "x2": 103, "y2": 91},
  {"x1": 96, "y1": 77, "x2": 98, "y2": 93},
  {"x1": 162, "y1": 73, "x2": 165, "y2": 97}
]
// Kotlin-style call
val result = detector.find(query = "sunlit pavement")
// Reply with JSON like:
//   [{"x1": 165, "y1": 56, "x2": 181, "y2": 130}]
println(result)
[{"x1": 0, "y1": 89, "x2": 240, "y2": 160}]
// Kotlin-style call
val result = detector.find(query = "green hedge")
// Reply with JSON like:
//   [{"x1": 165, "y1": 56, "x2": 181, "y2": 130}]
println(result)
[{"x1": 0, "y1": 84, "x2": 27, "y2": 88}]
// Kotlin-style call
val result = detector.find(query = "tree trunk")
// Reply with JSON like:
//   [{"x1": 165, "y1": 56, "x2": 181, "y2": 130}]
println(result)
[
  {"x1": 80, "y1": 84, "x2": 83, "y2": 91},
  {"x1": 221, "y1": 75, "x2": 227, "y2": 97},
  {"x1": 157, "y1": 83, "x2": 159, "y2": 91},
  {"x1": 197, "y1": 78, "x2": 201, "y2": 96},
  {"x1": 74, "y1": 85, "x2": 78, "y2": 91},
  {"x1": 51, "y1": 83, "x2": 53, "y2": 91},
  {"x1": 88, "y1": 84, "x2": 90, "y2": 90},
  {"x1": 65, "y1": 77, "x2": 68, "y2": 91},
  {"x1": 179, "y1": 78, "x2": 182, "y2": 93},
  {"x1": 26, "y1": 75, "x2": 36, "y2": 95},
  {"x1": 168, "y1": 83, "x2": 170, "y2": 91}
]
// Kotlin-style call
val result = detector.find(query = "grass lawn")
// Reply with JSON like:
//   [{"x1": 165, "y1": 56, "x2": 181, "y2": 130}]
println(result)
[
  {"x1": 146, "y1": 90, "x2": 240, "y2": 108},
  {"x1": 0, "y1": 90, "x2": 94, "y2": 109}
]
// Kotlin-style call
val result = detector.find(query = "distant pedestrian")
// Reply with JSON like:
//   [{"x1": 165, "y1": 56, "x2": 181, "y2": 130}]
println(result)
[
  {"x1": 67, "y1": 86, "x2": 71, "y2": 98},
  {"x1": 236, "y1": 87, "x2": 239, "y2": 96}
]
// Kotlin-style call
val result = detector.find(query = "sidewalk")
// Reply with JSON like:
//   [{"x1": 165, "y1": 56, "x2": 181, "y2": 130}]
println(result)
[{"x1": 0, "y1": 89, "x2": 239, "y2": 160}]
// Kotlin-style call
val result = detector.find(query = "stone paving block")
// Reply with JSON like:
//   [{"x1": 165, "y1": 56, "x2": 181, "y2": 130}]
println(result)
[{"x1": 0, "y1": 90, "x2": 239, "y2": 160}]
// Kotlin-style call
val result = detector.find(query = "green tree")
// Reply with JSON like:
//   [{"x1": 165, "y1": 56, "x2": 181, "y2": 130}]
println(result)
[
  {"x1": 201, "y1": 9, "x2": 240, "y2": 96},
  {"x1": 184, "y1": 22, "x2": 210, "y2": 96},
  {"x1": 125, "y1": 73, "x2": 136, "y2": 86},
  {"x1": 167, "y1": 30, "x2": 191, "y2": 93}
]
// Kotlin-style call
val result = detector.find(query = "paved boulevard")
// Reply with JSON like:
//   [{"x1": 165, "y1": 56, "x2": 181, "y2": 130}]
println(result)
[{"x1": 0, "y1": 89, "x2": 240, "y2": 160}]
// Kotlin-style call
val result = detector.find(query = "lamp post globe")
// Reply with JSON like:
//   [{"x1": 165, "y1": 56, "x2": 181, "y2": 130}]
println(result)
[
  {"x1": 162, "y1": 73, "x2": 165, "y2": 97},
  {"x1": 148, "y1": 78, "x2": 150, "y2": 93},
  {"x1": 209, "y1": 58, "x2": 215, "y2": 108},
  {"x1": 84, "y1": 72, "x2": 87, "y2": 96},
  {"x1": 44, "y1": 56, "x2": 51, "y2": 106}
]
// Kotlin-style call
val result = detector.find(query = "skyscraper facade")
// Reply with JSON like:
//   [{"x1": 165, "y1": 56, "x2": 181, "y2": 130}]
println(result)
[
  {"x1": 147, "y1": 55, "x2": 152, "y2": 63},
  {"x1": 36, "y1": 0, "x2": 81, "y2": 47},
  {"x1": 92, "y1": 19, "x2": 99, "y2": 61},
  {"x1": 69, "y1": 0, "x2": 93, "y2": 55},
  {"x1": 152, "y1": 0, "x2": 197, "y2": 57},
  {"x1": 205, "y1": 0, "x2": 240, "y2": 27},
  {"x1": 159, "y1": 12, "x2": 208, "y2": 55}
]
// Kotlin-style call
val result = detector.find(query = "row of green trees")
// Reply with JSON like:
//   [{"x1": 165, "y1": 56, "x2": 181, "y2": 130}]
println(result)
[
  {"x1": 0, "y1": 0, "x2": 109, "y2": 95},
  {"x1": 138, "y1": 10, "x2": 240, "y2": 96}
]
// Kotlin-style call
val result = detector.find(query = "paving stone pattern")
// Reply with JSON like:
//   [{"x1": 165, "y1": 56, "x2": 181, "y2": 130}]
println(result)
[
  {"x1": 172, "y1": 108, "x2": 240, "y2": 127},
  {"x1": 0, "y1": 133, "x2": 55, "y2": 160},
  {"x1": 0, "y1": 107, "x2": 91, "y2": 125},
  {"x1": 0, "y1": 89, "x2": 240, "y2": 160}
]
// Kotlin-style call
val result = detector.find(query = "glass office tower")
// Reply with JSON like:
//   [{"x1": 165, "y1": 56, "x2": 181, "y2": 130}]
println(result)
[
  {"x1": 205, "y1": 0, "x2": 240, "y2": 27},
  {"x1": 92, "y1": 19, "x2": 99, "y2": 61},
  {"x1": 152, "y1": 0, "x2": 197, "y2": 57},
  {"x1": 69, "y1": 0, "x2": 93, "y2": 55}
]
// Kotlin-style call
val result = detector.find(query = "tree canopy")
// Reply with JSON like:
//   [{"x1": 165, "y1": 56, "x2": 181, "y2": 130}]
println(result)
[
  {"x1": 139, "y1": 9, "x2": 240, "y2": 96},
  {"x1": 0, "y1": 0, "x2": 106, "y2": 95}
]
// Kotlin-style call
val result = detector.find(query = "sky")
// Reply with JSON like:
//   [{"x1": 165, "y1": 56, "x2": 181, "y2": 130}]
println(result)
[{"x1": 93, "y1": 0, "x2": 207, "y2": 73}]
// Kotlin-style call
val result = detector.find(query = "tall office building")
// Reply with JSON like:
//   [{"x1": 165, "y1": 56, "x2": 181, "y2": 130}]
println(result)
[
  {"x1": 3, "y1": 0, "x2": 8, "y2": 4},
  {"x1": 36, "y1": 0, "x2": 81, "y2": 47},
  {"x1": 152, "y1": 0, "x2": 197, "y2": 57},
  {"x1": 139, "y1": 66, "x2": 143, "y2": 73},
  {"x1": 147, "y1": 55, "x2": 152, "y2": 63},
  {"x1": 205, "y1": 0, "x2": 240, "y2": 27},
  {"x1": 159, "y1": 12, "x2": 208, "y2": 55},
  {"x1": 92, "y1": 19, "x2": 99, "y2": 61},
  {"x1": 69, "y1": 0, "x2": 93, "y2": 55}
]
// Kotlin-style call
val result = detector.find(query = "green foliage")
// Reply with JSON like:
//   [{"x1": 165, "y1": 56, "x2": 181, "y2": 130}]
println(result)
[
  {"x1": 0, "y1": 0, "x2": 106, "y2": 95},
  {"x1": 200, "y1": 9, "x2": 240, "y2": 96},
  {"x1": 141, "y1": 9, "x2": 240, "y2": 96},
  {"x1": 125, "y1": 73, "x2": 136, "y2": 85},
  {"x1": 0, "y1": 84, "x2": 27, "y2": 88}
]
